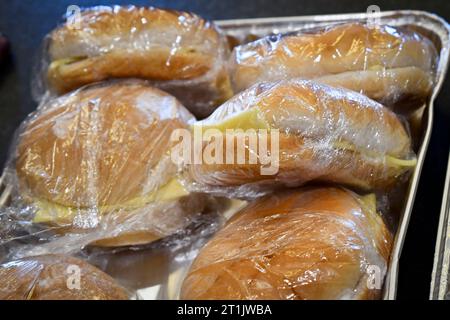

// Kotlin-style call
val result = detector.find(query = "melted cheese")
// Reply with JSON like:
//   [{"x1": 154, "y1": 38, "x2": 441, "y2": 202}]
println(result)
[{"x1": 359, "y1": 193, "x2": 377, "y2": 214}]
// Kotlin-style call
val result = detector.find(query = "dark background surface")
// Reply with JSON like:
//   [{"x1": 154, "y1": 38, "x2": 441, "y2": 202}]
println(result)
[{"x1": 0, "y1": 0, "x2": 449, "y2": 300}]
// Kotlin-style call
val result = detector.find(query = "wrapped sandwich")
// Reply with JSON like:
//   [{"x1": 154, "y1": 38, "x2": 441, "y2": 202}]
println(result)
[
  {"x1": 7, "y1": 81, "x2": 208, "y2": 251},
  {"x1": 186, "y1": 79, "x2": 416, "y2": 197},
  {"x1": 42, "y1": 6, "x2": 233, "y2": 118},
  {"x1": 181, "y1": 187, "x2": 392, "y2": 300},
  {"x1": 230, "y1": 23, "x2": 437, "y2": 110}
]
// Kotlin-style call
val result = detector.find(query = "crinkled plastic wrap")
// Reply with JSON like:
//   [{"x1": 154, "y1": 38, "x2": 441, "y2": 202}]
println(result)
[
  {"x1": 0, "y1": 197, "x2": 228, "y2": 299},
  {"x1": 33, "y1": 5, "x2": 233, "y2": 119},
  {"x1": 0, "y1": 81, "x2": 220, "y2": 263},
  {"x1": 180, "y1": 187, "x2": 393, "y2": 300},
  {"x1": 183, "y1": 79, "x2": 417, "y2": 198},
  {"x1": 229, "y1": 23, "x2": 438, "y2": 111}
]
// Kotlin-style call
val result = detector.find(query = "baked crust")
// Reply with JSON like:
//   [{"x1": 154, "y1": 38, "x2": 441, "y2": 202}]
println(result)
[
  {"x1": 46, "y1": 6, "x2": 232, "y2": 118},
  {"x1": 0, "y1": 254, "x2": 128, "y2": 300},
  {"x1": 230, "y1": 23, "x2": 436, "y2": 105},
  {"x1": 181, "y1": 187, "x2": 392, "y2": 300},
  {"x1": 16, "y1": 82, "x2": 192, "y2": 207}
]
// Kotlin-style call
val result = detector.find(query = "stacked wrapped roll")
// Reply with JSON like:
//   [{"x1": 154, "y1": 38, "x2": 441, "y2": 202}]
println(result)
[
  {"x1": 8, "y1": 81, "x2": 210, "y2": 252},
  {"x1": 186, "y1": 79, "x2": 417, "y2": 196},
  {"x1": 229, "y1": 23, "x2": 437, "y2": 109},
  {"x1": 41, "y1": 6, "x2": 233, "y2": 118},
  {"x1": 181, "y1": 187, "x2": 392, "y2": 300},
  {"x1": 0, "y1": 6, "x2": 439, "y2": 300}
]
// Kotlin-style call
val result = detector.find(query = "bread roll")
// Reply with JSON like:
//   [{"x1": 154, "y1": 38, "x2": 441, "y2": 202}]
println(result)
[
  {"x1": 47, "y1": 6, "x2": 233, "y2": 118},
  {"x1": 189, "y1": 79, "x2": 416, "y2": 192},
  {"x1": 0, "y1": 254, "x2": 128, "y2": 300},
  {"x1": 230, "y1": 23, "x2": 436, "y2": 107},
  {"x1": 181, "y1": 187, "x2": 392, "y2": 300},
  {"x1": 14, "y1": 82, "x2": 205, "y2": 246},
  {"x1": 17, "y1": 82, "x2": 192, "y2": 208}
]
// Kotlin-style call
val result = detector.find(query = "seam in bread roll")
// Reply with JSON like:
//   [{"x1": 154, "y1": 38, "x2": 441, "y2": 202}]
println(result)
[{"x1": 229, "y1": 23, "x2": 437, "y2": 108}]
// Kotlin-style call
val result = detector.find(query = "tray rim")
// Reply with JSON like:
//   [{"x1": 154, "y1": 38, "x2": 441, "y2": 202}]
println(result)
[{"x1": 431, "y1": 152, "x2": 450, "y2": 299}]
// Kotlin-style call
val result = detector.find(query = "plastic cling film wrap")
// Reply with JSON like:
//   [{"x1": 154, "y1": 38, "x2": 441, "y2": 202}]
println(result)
[
  {"x1": 0, "y1": 80, "x2": 226, "y2": 299},
  {"x1": 184, "y1": 79, "x2": 416, "y2": 198},
  {"x1": 35, "y1": 5, "x2": 233, "y2": 119},
  {"x1": 0, "y1": 254, "x2": 130, "y2": 300},
  {"x1": 13, "y1": 81, "x2": 192, "y2": 209},
  {"x1": 229, "y1": 23, "x2": 437, "y2": 110},
  {"x1": 180, "y1": 187, "x2": 393, "y2": 300},
  {"x1": 1, "y1": 81, "x2": 218, "y2": 254},
  {"x1": 0, "y1": 195, "x2": 229, "y2": 299},
  {"x1": 1, "y1": 194, "x2": 209, "y2": 259}
]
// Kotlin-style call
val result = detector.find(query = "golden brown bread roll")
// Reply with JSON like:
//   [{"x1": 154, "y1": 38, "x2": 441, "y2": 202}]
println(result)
[
  {"x1": 47, "y1": 6, "x2": 233, "y2": 118},
  {"x1": 17, "y1": 82, "x2": 191, "y2": 208},
  {"x1": 181, "y1": 187, "x2": 392, "y2": 300},
  {"x1": 188, "y1": 79, "x2": 416, "y2": 193},
  {"x1": 14, "y1": 81, "x2": 205, "y2": 247},
  {"x1": 230, "y1": 23, "x2": 436, "y2": 107},
  {"x1": 0, "y1": 254, "x2": 128, "y2": 300}
]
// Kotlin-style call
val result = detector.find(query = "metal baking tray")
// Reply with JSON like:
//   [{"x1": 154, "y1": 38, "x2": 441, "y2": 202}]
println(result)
[
  {"x1": 0, "y1": 10, "x2": 449, "y2": 300},
  {"x1": 431, "y1": 151, "x2": 450, "y2": 299}
]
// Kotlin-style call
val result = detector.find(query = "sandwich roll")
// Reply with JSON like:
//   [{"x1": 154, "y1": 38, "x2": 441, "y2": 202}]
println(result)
[
  {"x1": 46, "y1": 6, "x2": 233, "y2": 118},
  {"x1": 0, "y1": 254, "x2": 128, "y2": 300},
  {"x1": 180, "y1": 187, "x2": 392, "y2": 300},
  {"x1": 230, "y1": 23, "x2": 436, "y2": 108},
  {"x1": 14, "y1": 81, "x2": 204, "y2": 246},
  {"x1": 316, "y1": 66, "x2": 432, "y2": 107},
  {"x1": 16, "y1": 82, "x2": 192, "y2": 209},
  {"x1": 189, "y1": 79, "x2": 416, "y2": 193}
]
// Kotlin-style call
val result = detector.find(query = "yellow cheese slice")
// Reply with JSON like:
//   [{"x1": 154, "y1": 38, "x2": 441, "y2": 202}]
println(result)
[
  {"x1": 194, "y1": 107, "x2": 269, "y2": 132},
  {"x1": 359, "y1": 193, "x2": 377, "y2": 214},
  {"x1": 33, "y1": 178, "x2": 189, "y2": 225},
  {"x1": 385, "y1": 156, "x2": 417, "y2": 167},
  {"x1": 332, "y1": 141, "x2": 416, "y2": 168},
  {"x1": 49, "y1": 56, "x2": 87, "y2": 70}
]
